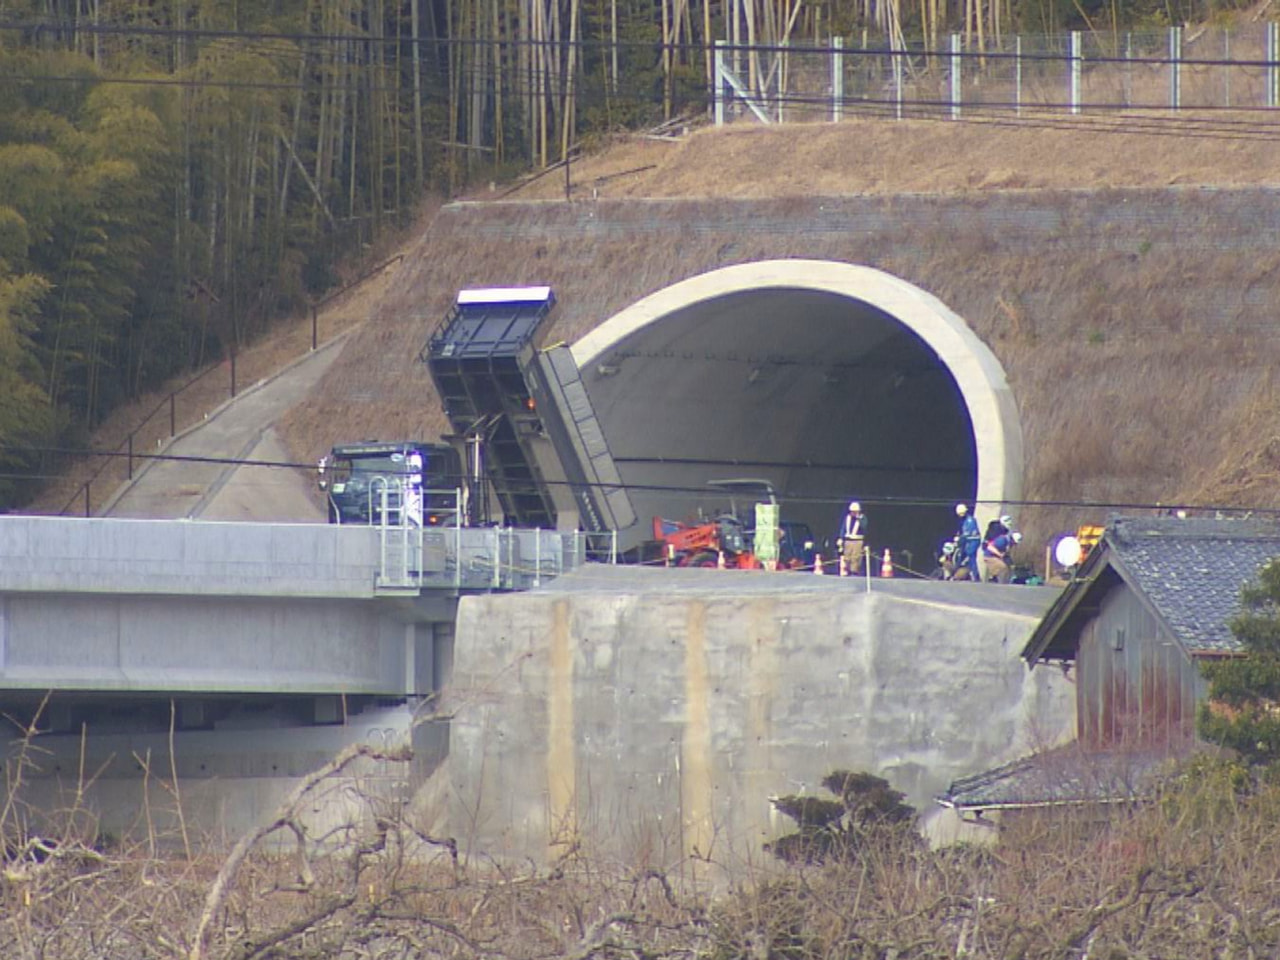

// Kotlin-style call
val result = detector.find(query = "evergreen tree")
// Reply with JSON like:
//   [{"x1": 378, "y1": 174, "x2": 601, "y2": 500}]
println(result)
[
  {"x1": 1199, "y1": 559, "x2": 1280, "y2": 767},
  {"x1": 765, "y1": 769, "x2": 916, "y2": 864}
]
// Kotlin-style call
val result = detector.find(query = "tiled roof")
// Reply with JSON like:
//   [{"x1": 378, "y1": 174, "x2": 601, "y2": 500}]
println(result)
[
  {"x1": 937, "y1": 744, "x2": 1179, "y2": 810},
  {"x1": 1106, "y1": 516, "x2": 1280, "y2": 655}
]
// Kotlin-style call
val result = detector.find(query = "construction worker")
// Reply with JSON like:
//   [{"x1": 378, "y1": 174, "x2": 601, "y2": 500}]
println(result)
[
  {"x1": 982, "y1": 530, "x2": 1023, "y2": 583},
  {"x1": 981, "y1": 514, "x2": 1012, "y2": 581},
  {"x1": 838, "y1": 501, "x2": 867, "y2": 574},
  {"x1": 984, "y1": 513, "x2": 1013, "y2": 544},
  {"x1": 955, "y1": 503, "x2": 981, "y2": 582}
]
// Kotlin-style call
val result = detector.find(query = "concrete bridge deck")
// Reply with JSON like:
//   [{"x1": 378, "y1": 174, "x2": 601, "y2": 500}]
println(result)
[{"x1": 0, "y1": 515, "x2": 589, "y2": 696}]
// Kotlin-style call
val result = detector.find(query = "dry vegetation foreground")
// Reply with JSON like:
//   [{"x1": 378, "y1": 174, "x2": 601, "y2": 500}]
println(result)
[{"x1": 5, "y1": 749, "x2": 1280, "y2": 959}]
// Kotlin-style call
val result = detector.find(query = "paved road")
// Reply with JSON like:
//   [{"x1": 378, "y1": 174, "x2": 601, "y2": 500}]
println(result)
[{"x1": 102, "y1": 337, "x2": 346, "y2": 522}]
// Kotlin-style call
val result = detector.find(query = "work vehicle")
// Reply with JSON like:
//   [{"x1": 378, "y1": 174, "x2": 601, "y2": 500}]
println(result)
[
  {"x1": 651, "y1": 512, "x2": 760, "y2": 568},
  {"x1": 318, "y1": 442, "x2": 462, "y2": 525},
  {"x1": 650, "y1": 478, "x2": 799, "y2": 570}
]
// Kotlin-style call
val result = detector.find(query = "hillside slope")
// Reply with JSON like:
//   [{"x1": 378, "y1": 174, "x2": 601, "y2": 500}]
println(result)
[{"x1": 278, "y1": 118, "x2": 1280, "y2": 547}]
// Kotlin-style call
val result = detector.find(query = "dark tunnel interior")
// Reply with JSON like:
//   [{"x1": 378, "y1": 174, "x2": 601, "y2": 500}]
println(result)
[{"x1": 581, "y1": 288, "x2": 979, "y2": 573}]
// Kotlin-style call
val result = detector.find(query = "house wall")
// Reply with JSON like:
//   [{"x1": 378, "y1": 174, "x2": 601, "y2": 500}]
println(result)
[{"x1": 1077, "y1": 585, "x2": 1203, "y2": 749}]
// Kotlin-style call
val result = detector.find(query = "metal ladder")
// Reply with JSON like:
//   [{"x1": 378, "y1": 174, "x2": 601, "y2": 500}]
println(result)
[{"x1": 372, "y1": 478, "x2": 422, "y2": 593}]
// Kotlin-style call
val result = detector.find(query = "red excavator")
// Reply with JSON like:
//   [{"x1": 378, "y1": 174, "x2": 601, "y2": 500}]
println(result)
[
  {"x1": 650, "y1": 479, "x2": 777, "y2": 569},
  {"x1": 651, "y1": 513, "x2": 762, "y2": 568}
]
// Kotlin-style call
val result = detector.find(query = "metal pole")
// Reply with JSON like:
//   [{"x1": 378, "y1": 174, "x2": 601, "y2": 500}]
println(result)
[
  {"x1": 950, "y1": 34, "x2": 961, "y2": 119},
  {"x1": 534, "y1": 528, "x2": 542, "y2": 587},
  {"x1": 169, "y1": 392, "x2": 176, "y2": 436},
  {"x1": 832, "y1": 37, "x2": 843, "y2": 122},
  {"x1": 893, "y1": 44, "x2": 903, "y2": 120},
  {"x1": 230, "y1": 348, "x2": 237, "y2": 398},
  {"x1": 1269, "y1": 24, "x2": 1275, "y2": 108},
  {"x1": 714, "y1": 41, "x2": 726, "y2": 125},
  {"x1": 611, "y1": 529, "x2": 618, "y2": 564},
  {"x1": 455, "y1": 496, "x2": 463, "y2": 589},
  {"x1": 1015, "y1": 36, "x2": 1022, "y2": 116},
  {"x1": 1224, "y1": 29, "x2": 1231, "y2": 109},
  {"x1": 127, "y1": 433, "x2": 133, "y2": 480},
  {"x1": 311, "y1": 304, "x2": 318, "y2": 350},
  {"x1": 493, "y1": 526, "x2": 501, "y2": 588},
  {"x1": 1169, "y1": 26, "x2": 1181, "y2": 110},
  {"x1": 1070, "y1": 31, "x2": 1081, "y2": 115},
  {"x1": 1124, "y1": 33, "x2": 1132, "y2": 108},
  {"x1": 564, "y1": 152, "x2": 571, "y2": 200},
  {"x1": 84, "y1": 482, "x2": 91, "y2": 518}
]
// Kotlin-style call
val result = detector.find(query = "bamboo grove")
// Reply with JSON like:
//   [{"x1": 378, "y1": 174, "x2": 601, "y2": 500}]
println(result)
[{"x1": 0, "y1": 0, "x2": 1249, "y2": 506}]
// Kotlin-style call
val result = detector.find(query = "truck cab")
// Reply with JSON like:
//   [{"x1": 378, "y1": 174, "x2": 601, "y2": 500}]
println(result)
[{"x1": 318, "y1": 442, "x2": 462, "y2": 526}]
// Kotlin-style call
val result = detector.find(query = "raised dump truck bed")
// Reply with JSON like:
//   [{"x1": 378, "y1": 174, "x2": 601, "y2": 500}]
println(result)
[{"x1": 423, "y1": 287, "x2": 634, "y2": 535}]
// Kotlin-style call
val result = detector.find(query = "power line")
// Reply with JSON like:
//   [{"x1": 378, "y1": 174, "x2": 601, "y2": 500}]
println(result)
[{"x1": 4, "y1": 443, "x2": 1276, "y2": 517}]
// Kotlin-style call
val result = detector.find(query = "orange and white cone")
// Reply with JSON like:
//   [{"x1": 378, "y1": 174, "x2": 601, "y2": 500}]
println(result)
[
  {"x1": 813, "y1": 553, "x2": 824, "y2": 575},
  {"x1": 881, "y1": 548, "x2": 894, "y2": 578}
]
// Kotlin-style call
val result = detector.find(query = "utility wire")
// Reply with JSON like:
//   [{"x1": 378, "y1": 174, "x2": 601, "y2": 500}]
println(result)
[{"x1": 3, "y1": 443, "x2": 1272, "y2": 517}]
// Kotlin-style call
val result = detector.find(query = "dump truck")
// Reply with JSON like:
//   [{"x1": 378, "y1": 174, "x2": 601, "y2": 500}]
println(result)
[{"x1": 318, "y1": 441, "x2": 462, "y2": 525}]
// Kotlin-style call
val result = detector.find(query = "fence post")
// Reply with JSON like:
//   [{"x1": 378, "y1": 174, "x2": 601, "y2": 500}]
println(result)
[
  {"x1": 1124, "y1": 33, "x2": 1132, "y2": 108},
  {"x1": 949, "y1": 34, "x2": 961, "y2": 119},
  {"x1": 893, "y1": 43, "x2": 903, "y2": 119},
  {"x1": 1269, "y1": 22, "x2": 1278, "y2": 108},
  {"x1": 1015, "y1": 35, "x2": 1022, "y2": 116},
  {"x1": 1169, "y1": 25, "x2": 1181, "y2": 110},
  {"x1": 1070, "y1": 31, "x2": 1081, "y2": 115},
  {"x1": 84, "y1": 481, "x2": 91, "y2": 518},
  {"x1": 832, "y1": 36, "x2": 843, "y2": 122},
  {"x1": 1224, "y1": 29, "x2": 1231, "y2": 108},
  {"x1": 714, "y1": 41, "x2": 726, "y2": 125}
]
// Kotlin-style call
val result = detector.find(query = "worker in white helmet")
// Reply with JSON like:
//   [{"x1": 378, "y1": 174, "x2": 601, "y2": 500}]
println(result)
[
  {"x1": 955, "y1": 502, "x2": 981, "y2": 582},
  {"x1": 839, "y1": 500, "x2": 867, "y2": 574},
  {"x1": 982, "y1": 530, "x2": 1023, "y2": 583}
]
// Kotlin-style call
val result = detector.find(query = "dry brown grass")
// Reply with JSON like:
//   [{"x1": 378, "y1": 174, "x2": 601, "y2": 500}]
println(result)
[
  {"x1": 282, "y1": 171, "x2": 1280, "y2": 562},
  {"x1": 511, "y1": 115, "x2": 1280, "y2": 201}
]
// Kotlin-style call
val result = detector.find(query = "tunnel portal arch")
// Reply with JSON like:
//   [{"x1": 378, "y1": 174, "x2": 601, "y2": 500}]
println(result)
[{"x1": 571, "y1": 260, "x2": 1023, "y2": 570}]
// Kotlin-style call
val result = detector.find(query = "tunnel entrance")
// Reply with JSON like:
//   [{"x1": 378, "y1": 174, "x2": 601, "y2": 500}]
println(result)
[{"x1": 571, "y1": 261, "x2": 1023, "y2": 574}]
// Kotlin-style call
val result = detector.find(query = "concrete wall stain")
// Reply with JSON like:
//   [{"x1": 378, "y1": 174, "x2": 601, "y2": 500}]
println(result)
[
  {"x1": 547, "y1": 597, "x2": 576, "y2": 854},
  {"x1": 682, "y1": 602, "x2": 714, "y2": 863}
]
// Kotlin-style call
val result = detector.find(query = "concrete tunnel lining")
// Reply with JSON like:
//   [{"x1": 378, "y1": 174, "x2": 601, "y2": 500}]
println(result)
[{"x1": 570, "y1": 260, "x2": 1023, "y2": 565}]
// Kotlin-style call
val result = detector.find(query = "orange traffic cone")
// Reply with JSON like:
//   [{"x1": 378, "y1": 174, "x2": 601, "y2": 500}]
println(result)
[
  {"x1": 813, "y1": 553, "x2": 824, "y2": 575},
  {"x1": 881, "y1": 548, "x2": 894, "y2": 578}
]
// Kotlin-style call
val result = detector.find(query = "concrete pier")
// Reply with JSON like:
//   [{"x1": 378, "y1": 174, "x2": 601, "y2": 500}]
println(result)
[{"x1": 442, "y1": 566, "x2": 1073, "y2": 867}]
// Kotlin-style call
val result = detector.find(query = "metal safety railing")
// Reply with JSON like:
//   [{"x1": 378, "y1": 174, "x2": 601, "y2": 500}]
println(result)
[{"x1": 368, "y1": 483, "x2": 619, "y2": 595}]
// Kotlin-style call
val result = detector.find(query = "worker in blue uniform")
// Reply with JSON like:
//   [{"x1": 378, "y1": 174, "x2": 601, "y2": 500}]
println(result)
[{"x1": 955, "y1": 503, "x2": 981, "y2": 582}]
